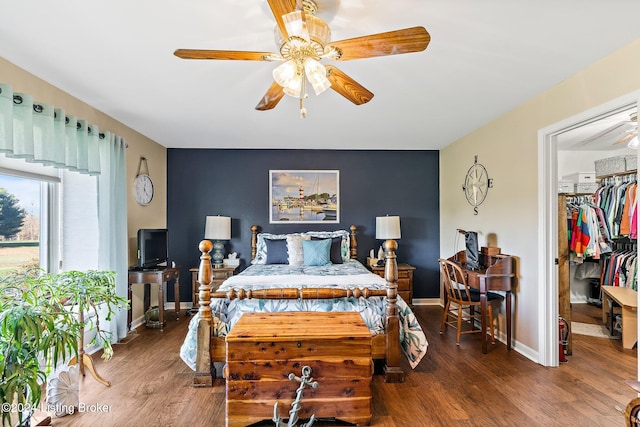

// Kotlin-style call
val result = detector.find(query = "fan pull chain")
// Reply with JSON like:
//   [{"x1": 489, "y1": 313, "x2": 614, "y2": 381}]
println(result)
[{"x1": 299, "y1": 71, "x2": 308, "y2": 118}]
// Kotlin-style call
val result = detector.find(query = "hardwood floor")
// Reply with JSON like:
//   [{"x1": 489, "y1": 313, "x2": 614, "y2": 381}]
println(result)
[{"x1": 47, "y1": 304, "x2": 636, "y2": 426}]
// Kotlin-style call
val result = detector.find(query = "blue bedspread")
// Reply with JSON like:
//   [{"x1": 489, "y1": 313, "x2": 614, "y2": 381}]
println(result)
[{"x1": 179, "y1": 260, "x2": 428, "y2": 369}]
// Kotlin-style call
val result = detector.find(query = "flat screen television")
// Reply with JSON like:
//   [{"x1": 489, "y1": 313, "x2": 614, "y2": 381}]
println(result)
[{"x1": 137, "y1": 228, "x2": 168, "y2": 269}]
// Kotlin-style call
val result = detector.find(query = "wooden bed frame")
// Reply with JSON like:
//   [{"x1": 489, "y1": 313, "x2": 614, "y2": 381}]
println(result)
[{"x1": 192, "y1": 225, "x2": 404, "y2": 386}]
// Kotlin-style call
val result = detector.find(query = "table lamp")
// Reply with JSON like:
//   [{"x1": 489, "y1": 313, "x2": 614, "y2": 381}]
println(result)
[
  {"x1": 205, "y1": 215, "x2": 231, "y2": 268},
  {"x1": 376, "y1": 215, "x2": 401, "y2": 262}
]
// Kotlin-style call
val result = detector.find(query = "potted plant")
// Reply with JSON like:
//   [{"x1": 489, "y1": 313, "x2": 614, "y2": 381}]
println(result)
[{"x1": 0, "y1": 269, "x2": 128, "y2": 426}]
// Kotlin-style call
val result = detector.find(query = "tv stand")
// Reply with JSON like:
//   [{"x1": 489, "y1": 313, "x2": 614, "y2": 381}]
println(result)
[{"x1": 127, "y1": 267, "x2": 180, "y2": 332}]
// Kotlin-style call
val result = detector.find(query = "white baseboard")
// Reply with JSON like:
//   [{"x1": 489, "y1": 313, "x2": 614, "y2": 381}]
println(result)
[{"x1": 130, "y1": 315, "x2": 145, "y2": 330}]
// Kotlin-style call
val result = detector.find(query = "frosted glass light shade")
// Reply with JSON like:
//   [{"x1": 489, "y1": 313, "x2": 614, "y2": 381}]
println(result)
[
  {"x1": 273, "y1": 60, "x2": 297, "y2": 87},
  {"x1": 304, "y1": 58, "x2": 330, "y2": 95},
  {"x1": 273, "y1": 61, "x2": 304, "y2": 98},
  {"x1": 275, "y1": 12, "x2": 331, "y2": 47},
  {"x1": 283, "y1": 11, "x2": 309, "y2": 40},
  {"x1": 376, "y1": 216, "x2": 401, "y2": 240},
  {"x1": 204, "y1": 216, "x2": 231, "y2": 240}
]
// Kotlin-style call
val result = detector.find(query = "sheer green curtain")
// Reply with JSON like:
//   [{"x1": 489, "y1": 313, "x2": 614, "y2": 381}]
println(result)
[
  {"x1": 1, "y1": 82, "x2": 129, "y2": 342},
  {"x1": 0, "y1": 83, "x2": 100, "y2": 175},
  {"x1": 98, "y1": 132, "x2": 128, "y2": 341}
]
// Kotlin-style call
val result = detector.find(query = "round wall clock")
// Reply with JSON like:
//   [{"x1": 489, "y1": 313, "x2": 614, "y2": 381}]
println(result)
[
  {"x1": 134, "y1": 157, "x2": 154, "y2": 206},
  {"x1": 134, "y1": 174, "x2": 154, "y2": 205},
  {"x1": 462, "y1": 155, "x2": 493, "y2": 215}
]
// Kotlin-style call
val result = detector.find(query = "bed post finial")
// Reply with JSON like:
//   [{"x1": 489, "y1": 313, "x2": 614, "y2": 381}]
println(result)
[
  {"x1": 383, "y1": 238, "x2": 404, "y2": 383},
  {"x1": 349, "y1": 225, "x2": 357, "y2": 259},
  {"x1": 251, "y1": 225, "x2": 259, "y2": 260},
  {"x1": 198, "y1": 240, "x2": 213, "y2": 319}
]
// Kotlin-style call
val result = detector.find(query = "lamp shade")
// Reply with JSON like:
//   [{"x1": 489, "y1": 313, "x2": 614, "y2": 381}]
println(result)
[
  {"x1": 204, "y1": 216, "x2": 231, "y2": 240},
  {"x1": 376, "y1": 216, "x2": 401, "y2": 240}
]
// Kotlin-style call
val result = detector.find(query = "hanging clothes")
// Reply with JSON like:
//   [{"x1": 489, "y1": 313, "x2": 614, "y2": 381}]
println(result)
[
  {"x1": 600, "y1": 246, "x2": 638, "y2": 290},
  {"x1": 594, "y1": 177, "x2": 637, "y2": 240},
  {"x1": 567, "y1": 174, "x2": 637, "y2": 290},
  {"x1": 567, "y1": 197, "x2": 612, "y2": 262}
]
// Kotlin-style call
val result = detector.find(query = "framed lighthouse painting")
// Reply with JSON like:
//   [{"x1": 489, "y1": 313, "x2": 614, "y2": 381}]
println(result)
[{"x1": 269, "y1": 170, "x2": 340, "y2": 224}]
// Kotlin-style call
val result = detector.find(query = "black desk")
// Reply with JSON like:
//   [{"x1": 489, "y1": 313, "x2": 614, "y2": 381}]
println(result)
[
  {"x1": 448, "y1": 251, "x2": 515, "y2": 353},
  {"x1": 128, "y1": 267, "x2": 180, "y2": 331}
]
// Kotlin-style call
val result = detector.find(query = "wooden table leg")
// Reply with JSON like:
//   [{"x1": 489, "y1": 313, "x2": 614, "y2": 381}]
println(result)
[
  {"x1": 174, "y1": 274, "x2": 180, "y2": 320},
  {"x1": 143, "y1": 283, "x2": 150, "y2": 314},
  {"x1": 602, "y1": 292, "x2": 609, "y2": 325},
  {"x1": 622, "y1": 306, "x2": 638, "y2": 349},
  {"x1": 506, "y1": 291, "x2": 512, "y2": 351},
  {"x1": 127, "y1": 284, "x2": 132, "y2": 332},
  {"x1": 158, "y1": 280, "x2": 165, "y2": 331},
  {"x1": 480, "y1": 278, "x2": 488, "y2": 354}
]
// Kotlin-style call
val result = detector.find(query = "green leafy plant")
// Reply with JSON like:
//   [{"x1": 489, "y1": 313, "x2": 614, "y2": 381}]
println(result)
[{"x1": 0, "y1": 269, "x2": 128, "y2": 426}]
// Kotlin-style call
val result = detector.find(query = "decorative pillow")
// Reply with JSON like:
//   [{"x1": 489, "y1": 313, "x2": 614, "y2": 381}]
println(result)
[
  {"x1": 252, "y1": 232, "x2": 288, "y2": 264},
  {"x1": 302, "y1": 238, "x2": 332, "y2": 266},
  {"x1": 265, "y1": 238, "x2": 288, "y2": 264},
  {"x1": 311, "y1": 236, "x2": 343, "y2": 264},
  {"x1": 303, "y1": 230, "x2": 350, "y2": 262},
  {"x1": 286, "y1": 234, "x2": 309, "y2": 266}
]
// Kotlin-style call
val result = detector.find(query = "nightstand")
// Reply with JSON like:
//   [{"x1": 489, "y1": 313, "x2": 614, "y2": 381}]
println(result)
[
  {"x1": 370, "y1": 263, "x2": 415, "y2": 304},
  {"x1": 189, "y1": 266, "x2": 237, "y2": 313}
]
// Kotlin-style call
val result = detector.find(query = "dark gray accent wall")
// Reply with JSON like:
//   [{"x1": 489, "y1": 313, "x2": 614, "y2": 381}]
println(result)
[{"x1": 166, "y1": 149, "x2": 440, "y2": 302}]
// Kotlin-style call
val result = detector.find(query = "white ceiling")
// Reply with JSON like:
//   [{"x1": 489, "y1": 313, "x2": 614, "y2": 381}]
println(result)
[{"x1": 1, "y1": 1, "x2": 640, "y2": 150}]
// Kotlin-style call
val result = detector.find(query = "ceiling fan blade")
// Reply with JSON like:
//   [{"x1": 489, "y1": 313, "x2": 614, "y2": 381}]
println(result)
[
  {"x1": 328, "y1": 26, "x2": 430, "y2": 61},
  {"x1": 325, "y1": 65, "x2": 374, "y2": 105},
  {"x1": 580, "y1": 121, "x2": 637, "y2": 144},
  {"x1": 174, "y1": 49, "x2": 275, "y2": 61},
  {"x1": 255, "y1": 82, "x2": 285, "y2": 111},
  {"x1": 613, "y1": 131, "x2": 638, "y2": 145},
  {"x1": 268, "y1": 0, "x2": 297, "y2": 40}
]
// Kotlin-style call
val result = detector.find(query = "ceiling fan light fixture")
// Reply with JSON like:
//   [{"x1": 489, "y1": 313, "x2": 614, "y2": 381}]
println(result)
[
  {"x1": 304, "y1": 58, "x2": 330, "y2": 95},
  {"x1": 272, "y1": 60, "x2": 298, "y2": 87},
  {"x1": 276, "y1": 12, "x2": 331, "y2": 48},
  {"x1": 283, "y1": 77, "x2": 303, "y2": 98},
  {"x1": 283, "y1": 11, "x2": 309, "y2": 41},
  {"x1": 628, "y1": 135, "x2": 639, "y2": 149},
  {"x1": 305, "y1": 14, "x2": 331, "y2": 46}
]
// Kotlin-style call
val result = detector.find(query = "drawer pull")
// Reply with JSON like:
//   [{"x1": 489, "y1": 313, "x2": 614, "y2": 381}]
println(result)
[{"x1": 297, "y1": 341, "x2": 302, "y2": 348}]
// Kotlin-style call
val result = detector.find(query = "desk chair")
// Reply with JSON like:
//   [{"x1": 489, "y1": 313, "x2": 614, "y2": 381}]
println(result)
[{"x1": 438, "y1": 258, "x2": 504, "y2": 346}]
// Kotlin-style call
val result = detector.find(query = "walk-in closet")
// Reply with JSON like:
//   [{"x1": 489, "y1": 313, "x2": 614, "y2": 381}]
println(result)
[{"x1": 557, "y1": 106, "x2": 638, "y2": 358}]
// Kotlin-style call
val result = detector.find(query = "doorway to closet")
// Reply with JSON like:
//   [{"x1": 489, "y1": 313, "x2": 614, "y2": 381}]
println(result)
[
  {"x1": 556, "y1": 105, "x2": 637, "y2": 361},
  {"x1": 538, "y1": 91, "x2": 640, "y2": 369}
]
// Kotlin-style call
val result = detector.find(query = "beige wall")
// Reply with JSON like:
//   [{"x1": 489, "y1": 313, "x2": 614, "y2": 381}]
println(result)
[
  {"x1": 1, "y1": 57, "x2": 167, "y2": 321},
  {"x1": 440, "y1": 38, "x2": 640, "y2": 360}
]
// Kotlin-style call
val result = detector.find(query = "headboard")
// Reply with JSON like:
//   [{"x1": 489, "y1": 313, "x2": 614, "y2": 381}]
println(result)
[{"x1": 250, "y1": 225, "x2": 358, "y2": 260}]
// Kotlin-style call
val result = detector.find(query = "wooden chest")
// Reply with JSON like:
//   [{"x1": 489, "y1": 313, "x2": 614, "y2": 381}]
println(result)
[{"x1": 225, "y1": 311, "x2": 372, "y2": 427}]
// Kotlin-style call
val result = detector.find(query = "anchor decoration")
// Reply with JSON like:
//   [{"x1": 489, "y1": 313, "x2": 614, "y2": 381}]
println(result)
[{"x1": 273, "y1": 365, "x2": 319, "y2": 427}]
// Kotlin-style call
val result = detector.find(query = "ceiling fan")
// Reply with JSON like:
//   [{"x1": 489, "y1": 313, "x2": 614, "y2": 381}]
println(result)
[
  {"x1": 612, "y1": 112, "x2": 638, "y2": 147},
  {"x1": 577, "y1": 111, "x2": 638, "y2": 148},
  {"x1": 174, "y1": 0, "x2": 430, "y2": 118}
]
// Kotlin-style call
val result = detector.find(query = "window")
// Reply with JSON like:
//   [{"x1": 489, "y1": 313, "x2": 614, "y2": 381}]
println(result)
[
  {"x1": 0, "y1": 158, "x2": 101, "y2": 276},
  {"x1": 0, "y1": 170, "x2": 59, "y2": 275}
]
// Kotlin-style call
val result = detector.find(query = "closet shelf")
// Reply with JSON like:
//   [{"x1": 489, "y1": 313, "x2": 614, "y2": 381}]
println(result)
[{"x1": 595, "y1": 169, "x2": 637, "y2": 180}]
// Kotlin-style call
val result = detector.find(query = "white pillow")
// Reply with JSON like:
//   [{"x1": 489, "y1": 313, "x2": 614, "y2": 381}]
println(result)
[{"x1": 287, "y1": 234, "x2": 309, "y2": 266}]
